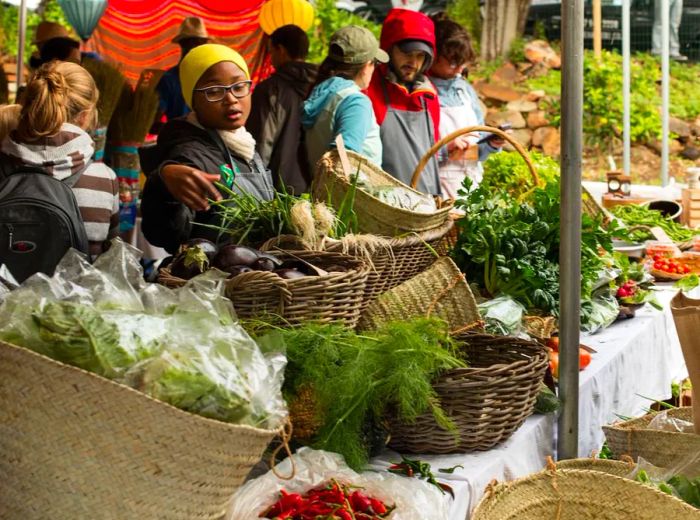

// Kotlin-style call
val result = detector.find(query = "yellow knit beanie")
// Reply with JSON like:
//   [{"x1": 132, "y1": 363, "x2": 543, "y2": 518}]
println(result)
[{"x1": 179, "y1": 44, "x2": 250, "y2": 109}]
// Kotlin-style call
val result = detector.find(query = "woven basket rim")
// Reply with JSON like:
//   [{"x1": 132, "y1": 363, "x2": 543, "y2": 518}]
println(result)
[
  {"x1": 473, "y1": 467, "x2": 700, "y2": 519},
  {"x1": 603, "y1": 407, "x2": 698, "y2": 437},
  {"x1": 319, "y1": 149, "x2": 455, "y2": 219},
  {"x1": 0, "y1": 340, "x2": 283, "y2": 436}
]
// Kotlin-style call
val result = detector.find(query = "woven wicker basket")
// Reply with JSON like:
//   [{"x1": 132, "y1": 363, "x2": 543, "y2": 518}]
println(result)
[
  {"x1": 0, "y1": 340, "x2": 280, "y2": 520},
  {"x1": 603, "y1": 407, "x2": 700, "y2": 468},
  {"x1": 471, "y1": 468, "x2": 699, "y2": 520},
  {"x1": 159, "y1": 251, "x2": 368, "y2": 327},
  {"x1": 388, "y1": 333, "x2": 549, "y2": 454},
  {"x1": 357, "y1": 256, "x2": 482, "y2": 333},
  {"x1": 313, "y1": 149, "x2": 453, "y2": 237}
]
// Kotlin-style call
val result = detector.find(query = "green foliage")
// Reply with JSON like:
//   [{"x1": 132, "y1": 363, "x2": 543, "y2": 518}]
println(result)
[
  {"x1": 306, "y1": 0, "x2": 381, "y2": 64},
  {"x1": 446, "y1": 0, "x2": 482, "y2": 53},
  {"x1": 481, "y1": 150, "x2": 561, "y2": 195},
  {"x1": 508, "y1": 36, "x2": 526, "y2": 64},
  {"x1": 610, "y1": 203, "x2": 699, "y2": 243},
  {"x1": 508, "y1": 49, "x2": 700, "y2": 147},
  {"x1": 452, "y1": 154, "x2": 617, "y2": 321},
  {"x1": 270, "y1": 318, "x2": 465, "y2": 470}
]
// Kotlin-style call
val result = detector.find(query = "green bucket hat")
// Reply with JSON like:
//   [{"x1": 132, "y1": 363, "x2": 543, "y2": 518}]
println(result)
[{"x1": 328, "y1": 25, "x2": 389, "y2": 65}]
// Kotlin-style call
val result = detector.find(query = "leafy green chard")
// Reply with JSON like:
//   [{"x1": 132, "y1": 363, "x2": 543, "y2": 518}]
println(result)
[{"x1": 452, "y1": 157, "x2": 621, "y2": 328}]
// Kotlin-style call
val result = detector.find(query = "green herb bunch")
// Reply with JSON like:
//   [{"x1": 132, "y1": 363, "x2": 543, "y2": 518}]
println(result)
[
  {"x1": 262, "y1": 317, "x2": 465, "y2": 470},
  {"x1": 452, "y1": 163, "x2": 617, "y2": 322}
]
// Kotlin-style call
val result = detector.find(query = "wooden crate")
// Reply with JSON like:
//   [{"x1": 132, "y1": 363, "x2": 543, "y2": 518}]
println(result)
[{"x1": 682, "y1": 188, "x2": 700, "y2": 229}]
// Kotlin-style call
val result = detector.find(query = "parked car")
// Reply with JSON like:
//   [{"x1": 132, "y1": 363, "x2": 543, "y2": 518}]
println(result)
[
  {"x1": 525, "y1": 0, "x2": 700, "y2": 59},
  {"x1": 348, "y1": 0, "x2": 449, "y2": 22}
]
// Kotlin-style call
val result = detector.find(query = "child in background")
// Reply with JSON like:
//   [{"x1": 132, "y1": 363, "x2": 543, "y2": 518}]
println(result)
[
  {"x1": 141, "y1": 44, "x2": 274, "y2": 254},
  {"x1": 428, "y1": 14, "x2": 503, "y2": 199}
]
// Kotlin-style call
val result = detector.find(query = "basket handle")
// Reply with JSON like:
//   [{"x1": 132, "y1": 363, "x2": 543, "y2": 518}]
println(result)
[{"x1": 410, "y1": 125, "x2": 540, "y2": 190}]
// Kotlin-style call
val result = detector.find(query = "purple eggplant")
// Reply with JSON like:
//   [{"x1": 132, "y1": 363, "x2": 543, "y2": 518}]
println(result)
[
  {"x1": 251, "y1": 257, "x2": 276, "y2": 272},
  {"x1": 213, "y1": 244, "x2": 259, "y2": 270},
  {"x1": 183, "y1": 238, "x2": 218, "y2": 259},
  {"x1": 170, "y1": 246, "x2": 210, "y2": 279}
]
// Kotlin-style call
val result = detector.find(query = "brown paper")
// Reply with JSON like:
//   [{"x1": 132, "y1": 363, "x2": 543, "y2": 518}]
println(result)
[{"x1": 670, "y1": 291, "x2": 700, "y2": 433}]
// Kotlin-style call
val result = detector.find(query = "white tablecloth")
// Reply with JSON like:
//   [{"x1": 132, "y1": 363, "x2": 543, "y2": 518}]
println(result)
[{"x1": 370, "y1": 286, "x2": 688, "y2": 520}]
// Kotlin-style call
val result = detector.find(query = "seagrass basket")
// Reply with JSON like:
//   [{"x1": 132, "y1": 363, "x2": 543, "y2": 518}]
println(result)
[
  {"x1": 603, "y1": 407, "x2": 700, "y2": 468},
  {"x1": 160, "y1": 251, "x2": 368, "y2": 328},
  {"x1": 471, "y1": 468, "x2": 700, "y2": 520},
  {"x1": 357, "y1": 256, "x2": 483, "y2": 333},
  {"x1": 388, "y1": 333, "x2": 549, "y2": 454},
  {"x1": 0, "y1": 340, "x2": 280, "y2": 520},
  {"x1": 313, "y1": 149, "x2": 453, "y2": 237}
]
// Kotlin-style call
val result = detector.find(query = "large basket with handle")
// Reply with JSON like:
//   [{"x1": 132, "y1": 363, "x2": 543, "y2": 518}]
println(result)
[
  {"x1": 313, "y1": 149, "x2": 453, "y2": 237},
  {"x1": 0, "y1": 340, "x2": 281, "y2": 520},
  {"x1": 412, "y1": 125, "x2": 540, "y2": 252}
]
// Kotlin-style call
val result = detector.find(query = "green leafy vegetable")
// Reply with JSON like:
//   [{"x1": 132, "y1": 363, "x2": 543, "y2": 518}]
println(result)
[
  {"x1": 676, "y1": 274, "x2": 700, "y2": 292},
  {"x1": 611, "y1": 204, "x2": 699, "y2": 243},
  {"x1": 31, "y1": 301, "x2": 134, "y2": 377}
]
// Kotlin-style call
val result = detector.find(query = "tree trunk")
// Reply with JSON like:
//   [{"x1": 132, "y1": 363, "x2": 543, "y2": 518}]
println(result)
[{"x1": 480, "y1": 0, "x2": 531, "y2": 61}]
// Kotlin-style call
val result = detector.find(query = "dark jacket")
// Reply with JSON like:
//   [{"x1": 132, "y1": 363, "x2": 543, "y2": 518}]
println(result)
[
  {"x1": 248, "y1": 61, "x2": 317, "y2": 195},
  {"x1": 141, "y1": 119, "x2": 274, "y2": 254}
]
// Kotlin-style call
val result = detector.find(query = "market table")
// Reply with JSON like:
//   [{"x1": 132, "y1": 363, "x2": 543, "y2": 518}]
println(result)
[{"x1": 369, "y1": 285, "x2": 689, "y2": 519}]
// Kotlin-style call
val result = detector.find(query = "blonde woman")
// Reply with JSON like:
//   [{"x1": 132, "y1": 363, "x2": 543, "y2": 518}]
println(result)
[{"x1": 0, "y1": 61, "x2": 119, "y2": 256}]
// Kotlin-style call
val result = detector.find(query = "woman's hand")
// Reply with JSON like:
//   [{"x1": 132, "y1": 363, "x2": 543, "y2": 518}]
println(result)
[{"x1": 160, "y1": 164, "x2": 222, "y2": 212}]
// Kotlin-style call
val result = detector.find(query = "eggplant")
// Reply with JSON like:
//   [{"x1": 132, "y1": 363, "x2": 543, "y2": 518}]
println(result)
[
  {"x1": 213, "y1": 244, "x2": 259, "y2": 270},
  {"x1": 170, "y1": 246, "x2": 210, "y2": 279},
  {"x1": 251, "y1": 257, "x2": 276, "y2": 272},
  {"x1": 183, "y1": 238, "x2": 218, "y2": 259},
  {"x1": 275, "y1": 268, "x2": 307, "y2": 280},
  {"x1": 278, "y1": 260, "x2": 314, "y2": 276},
  {"x1": 226, "y1": 265, "x2": 253, "y2": 278}
]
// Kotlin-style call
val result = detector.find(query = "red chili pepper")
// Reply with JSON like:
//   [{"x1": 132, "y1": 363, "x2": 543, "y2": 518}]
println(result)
[
  {"x1": 369, "y1": 497, "x2": 387, "y2": 514},
  {"x1": 350, "y1": 490, "x2": 373, "y2": 512},
  {"x1": 335, "y1": 509, "x2": 353, "y2": 520}
]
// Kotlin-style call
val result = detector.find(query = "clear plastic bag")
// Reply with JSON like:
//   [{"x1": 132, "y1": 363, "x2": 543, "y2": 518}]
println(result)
[
  {"x1": 0, "y1": 239, "x2": 287, "y2": 429},
  {"x1": 478, "y1": 295, "x2": 527, "y2": 337},
  {"x1": 629, "y1": 452, "x2": 700, "y2": 507},
  {"x1": 647, "y1": 409, "x2": 696, "y2": 434},
  {"x1": 227, "y1": 448, "x2": 450, "y2": 520}
]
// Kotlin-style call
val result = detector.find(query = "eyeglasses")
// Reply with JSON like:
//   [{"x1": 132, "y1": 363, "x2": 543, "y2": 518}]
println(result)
[{"x1": 194, "y1": 80, "x2": 253, "y2": 102}]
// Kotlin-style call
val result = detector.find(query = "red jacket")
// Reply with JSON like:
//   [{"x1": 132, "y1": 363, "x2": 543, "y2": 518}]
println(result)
[{"x1": 367, "y1": 8, "x2": 440, "y2": 138}]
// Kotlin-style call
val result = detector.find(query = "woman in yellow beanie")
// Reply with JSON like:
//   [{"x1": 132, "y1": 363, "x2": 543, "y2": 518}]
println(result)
[{"x1": 141, "y1": 44, "x2": 274, "y2": 253}]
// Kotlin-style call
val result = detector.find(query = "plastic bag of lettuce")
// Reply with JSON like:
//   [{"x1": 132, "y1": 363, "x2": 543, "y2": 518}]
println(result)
[{"x1": 0, "y1": 239, "x2": 286, "y2": 430}]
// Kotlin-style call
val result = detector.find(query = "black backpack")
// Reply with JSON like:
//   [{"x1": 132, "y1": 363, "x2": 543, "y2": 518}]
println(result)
[{"x1": 0, "y1": 167, "x2": 89, "y2": 283}]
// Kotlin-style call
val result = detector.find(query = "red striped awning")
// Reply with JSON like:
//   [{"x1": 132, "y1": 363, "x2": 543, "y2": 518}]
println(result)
[{"x1": 85, "y1": 0, "x2": 272, "y2": 83}]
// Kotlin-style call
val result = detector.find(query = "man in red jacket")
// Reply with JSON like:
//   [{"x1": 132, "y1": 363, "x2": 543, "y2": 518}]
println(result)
[{"x1": 367, "y1": 8, "x2": 442, "y2": 195}]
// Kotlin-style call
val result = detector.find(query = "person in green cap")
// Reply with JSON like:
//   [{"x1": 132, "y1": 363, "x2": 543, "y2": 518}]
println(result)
[{"x1": 302, "y1": 25, "x2": 388, "y2": 169}]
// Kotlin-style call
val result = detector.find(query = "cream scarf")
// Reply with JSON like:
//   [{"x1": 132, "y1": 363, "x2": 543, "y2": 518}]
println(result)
[{"x1": 186, "y1": 112, "x2": 256, "y2": 162}]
